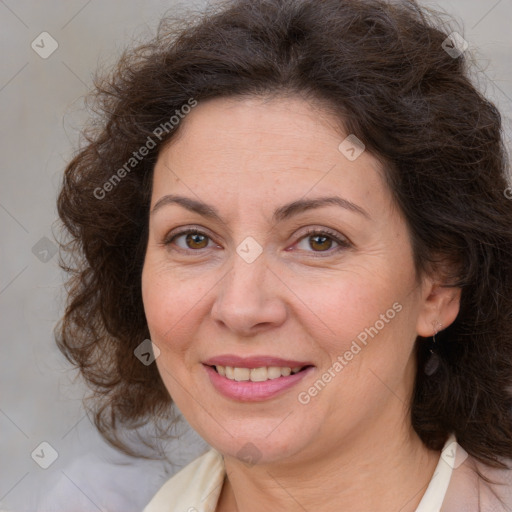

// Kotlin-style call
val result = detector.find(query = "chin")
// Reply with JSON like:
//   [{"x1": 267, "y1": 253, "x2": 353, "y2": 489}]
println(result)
[{"x1": 197, "y1": 418, "x2": 319, "y2": 466}]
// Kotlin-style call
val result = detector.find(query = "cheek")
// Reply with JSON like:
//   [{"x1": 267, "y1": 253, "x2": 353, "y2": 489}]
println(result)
[
  {"x1": 141, "y1": 259, "x2": 211, "y2": 353},
  {"x1": 286, "y1": 262, "x2": 417, "y2": 391},
  {"x1": 288, "y1": 267, "x2": 403, "y2": 343},
  {"x1": 141, "y1": 264, "x2": 169, "y2": 335}
]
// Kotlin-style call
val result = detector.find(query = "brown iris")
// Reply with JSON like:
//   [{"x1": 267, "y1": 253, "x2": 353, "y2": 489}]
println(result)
[
  {"x1": 186, "y1": 232, "x2": 209, "y2": 249},
  {"x1": 309, "y1": 234, "x2": 333, "y2": 251}
]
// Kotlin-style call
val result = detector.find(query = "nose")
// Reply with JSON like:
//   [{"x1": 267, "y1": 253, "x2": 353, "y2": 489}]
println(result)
[{"x1": 210, "y1": 252, "x2": 287, "y2": 336}]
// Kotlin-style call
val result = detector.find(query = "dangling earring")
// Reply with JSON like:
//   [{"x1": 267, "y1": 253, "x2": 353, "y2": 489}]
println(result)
[{"x1": 424, "y1": 322, "x2": 442, "y2": 376}]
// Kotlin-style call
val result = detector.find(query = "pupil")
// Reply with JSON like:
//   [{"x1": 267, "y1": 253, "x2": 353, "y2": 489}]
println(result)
[
  {"x1": 187, "y1": 233, "x2": 208, "y2": 249},
  {"x1": 311, "y1": 235, "x2": 331, "y2": 251}
]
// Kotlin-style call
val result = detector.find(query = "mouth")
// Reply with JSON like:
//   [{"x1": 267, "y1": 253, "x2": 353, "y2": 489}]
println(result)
[
  {"x1": 202, "y1": 358, "x2": 315, "y2": 402},
  {"x1": 208, "y1": 364, "x2": 312, "y2": 381}
]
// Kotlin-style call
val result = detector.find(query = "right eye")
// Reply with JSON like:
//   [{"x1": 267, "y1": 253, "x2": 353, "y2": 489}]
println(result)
[{"x1": 164, "y1": 228, "x2": 218, "y2": 252}]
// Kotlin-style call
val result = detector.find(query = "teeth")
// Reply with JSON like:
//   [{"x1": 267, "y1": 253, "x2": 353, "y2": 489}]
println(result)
[
  {"x1": 266, "y1": 367, "x2": 282, "y2": 380},
  {"x1": 250, "y1": 367, "x2": 269, "y2": 382},
  {"x1": 215, "y1": 365, "x2": 304, "y2": 381},
  {"x1": 281, "y1": 367, "x2": 291, "y2": 377},
  {"x1": 234, "y1": 367, "x2": 250, "y2": 381}
]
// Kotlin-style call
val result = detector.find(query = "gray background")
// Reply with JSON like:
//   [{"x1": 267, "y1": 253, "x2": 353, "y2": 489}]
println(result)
[{"x1": 0, "y1": 1, "x2": 511, "y2": 511}]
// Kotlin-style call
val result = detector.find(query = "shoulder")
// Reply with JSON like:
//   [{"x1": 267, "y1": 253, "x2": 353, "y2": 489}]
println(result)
[
  {"x1": 143, "y1": 448, "x2": 225, "y2": 512},
  {"x1": 442, "y1": 454, "x2": 512, "y2": 512}
]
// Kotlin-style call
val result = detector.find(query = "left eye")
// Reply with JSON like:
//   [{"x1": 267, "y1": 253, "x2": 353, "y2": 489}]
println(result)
[{"x1": 295, "y1": 230, "x2": 349, "y2": 254}]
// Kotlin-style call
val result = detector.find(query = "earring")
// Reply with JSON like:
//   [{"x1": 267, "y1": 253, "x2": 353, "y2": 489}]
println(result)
[{"x1": 424, "y1": 322, "x2": 442, "y2": 376}]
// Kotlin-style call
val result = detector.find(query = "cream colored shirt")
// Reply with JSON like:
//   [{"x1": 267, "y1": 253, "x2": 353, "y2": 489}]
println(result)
[{"x1": 144, "y1": 435, "x2": 457, "y2": 512}]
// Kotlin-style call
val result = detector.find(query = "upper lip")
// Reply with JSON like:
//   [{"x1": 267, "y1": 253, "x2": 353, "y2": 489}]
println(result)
[{"x1": 203, "y1": 355, "x2": 313, "y2": 368}]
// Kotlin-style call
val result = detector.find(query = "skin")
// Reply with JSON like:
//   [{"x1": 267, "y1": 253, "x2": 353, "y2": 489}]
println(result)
[{"x1": 141, "y1": 95, "x2": 461, "y2": 511}]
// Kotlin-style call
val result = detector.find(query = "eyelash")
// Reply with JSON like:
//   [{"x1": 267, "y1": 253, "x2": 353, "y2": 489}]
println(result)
[{"x1": 163, "y1": 227, "x2": 351, "y2": 256}]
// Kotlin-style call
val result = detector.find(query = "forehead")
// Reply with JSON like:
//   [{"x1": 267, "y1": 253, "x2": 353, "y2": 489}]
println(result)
[{"x1": 151, "y1": 96, "x2": 392, "y2": 218}]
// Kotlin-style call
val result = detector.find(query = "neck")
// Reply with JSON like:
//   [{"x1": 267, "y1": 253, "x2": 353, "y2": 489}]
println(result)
[{"x1": 217, "y1": 423, "x2": 440, "y2": 512}]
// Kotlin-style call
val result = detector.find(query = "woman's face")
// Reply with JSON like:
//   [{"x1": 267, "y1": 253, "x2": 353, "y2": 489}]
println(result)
[{"x1": 141, "y1": 95, "x2": 446, "y2": 465}]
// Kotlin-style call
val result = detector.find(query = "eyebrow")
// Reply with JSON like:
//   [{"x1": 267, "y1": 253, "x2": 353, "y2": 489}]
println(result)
[{"x1": 151, "y1": 194, "x2": 370, "y2": 222}]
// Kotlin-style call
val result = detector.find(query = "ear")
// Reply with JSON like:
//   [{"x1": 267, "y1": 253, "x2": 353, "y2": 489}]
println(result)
[{"x1": 416, "y1": 277, "x2": 461, "y2": 337}]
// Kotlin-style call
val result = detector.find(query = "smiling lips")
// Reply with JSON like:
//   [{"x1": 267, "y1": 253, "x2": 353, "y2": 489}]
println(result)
[{"x1": 203, "y1": 355, "x2": 314, "y2": 401}]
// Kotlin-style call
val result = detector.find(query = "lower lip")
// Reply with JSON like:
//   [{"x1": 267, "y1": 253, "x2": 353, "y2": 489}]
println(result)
[{"x1": 204, "y1": 365, "x2": 314, "y2": 402}]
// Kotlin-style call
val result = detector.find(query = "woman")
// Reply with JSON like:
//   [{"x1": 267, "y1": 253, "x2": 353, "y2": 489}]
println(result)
[{"x1": 56, "y1": 0, "x2": 512, "y2": 510}]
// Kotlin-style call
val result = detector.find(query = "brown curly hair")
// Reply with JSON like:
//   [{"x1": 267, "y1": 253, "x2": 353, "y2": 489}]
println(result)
[{"x1": 56, "y1": 0, "x2": 512, "y2": 466}]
